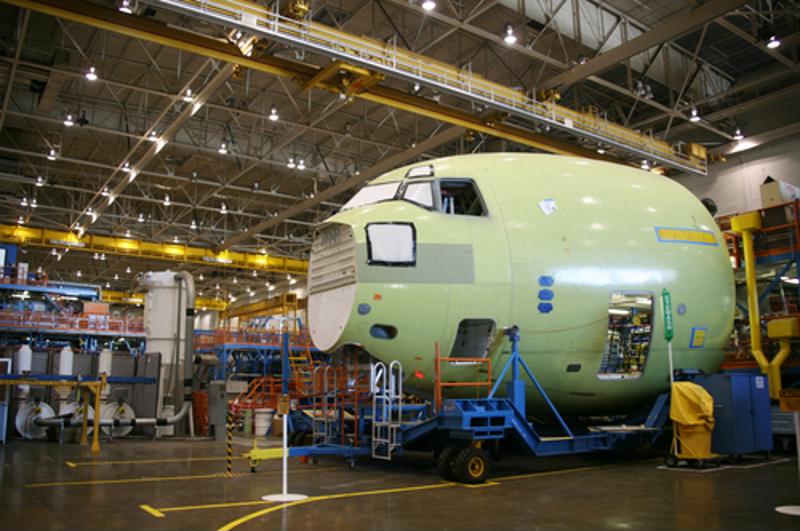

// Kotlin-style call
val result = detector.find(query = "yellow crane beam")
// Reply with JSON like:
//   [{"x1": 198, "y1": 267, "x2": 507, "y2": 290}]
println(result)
[
  {"x1": 223, "y1": 293, "x2": 305, "y2": 320},
  {"x1": 0, "y1": 225, "x2": 308, "y2": 275},
  {"x1": 4, "y1": 0, "x2": 604, "y2": 161},
  {"x1": 100, "y1": 290, "x2": 228, "y2": 311}
]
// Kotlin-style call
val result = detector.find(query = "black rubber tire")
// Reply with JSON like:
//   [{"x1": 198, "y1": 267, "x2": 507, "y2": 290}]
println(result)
[
  {"x1": 451, "y1": 447, "x2": 490, "y2": 484},
  {"x1": 664, "y1": 454, "x2": 679, "y2": 468},
  {"x1": 436, "y1": 443, "x2": 462, "y2": 481}
]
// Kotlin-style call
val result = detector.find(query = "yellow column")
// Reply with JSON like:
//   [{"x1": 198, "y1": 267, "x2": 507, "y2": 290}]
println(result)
[
  {"x1": 731, "y1": 212, "x2": 770, "y2": 373},
  {"x1": 79, "y1": 388, "x2": 89, "y2": 446},
  {"x1": 91, "y1": 376, "x2": 104, "y2": 453}
]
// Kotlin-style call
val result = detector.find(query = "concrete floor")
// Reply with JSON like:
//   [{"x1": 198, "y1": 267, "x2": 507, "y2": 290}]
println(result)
[{"x1": 1, "y1": 437, "x2": 799, "y2": 531}]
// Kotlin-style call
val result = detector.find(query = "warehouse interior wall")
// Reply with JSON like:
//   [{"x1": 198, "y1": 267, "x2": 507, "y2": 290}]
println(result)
[{"x1": 674, "y1": 135, "x2": 800, "y2": 216}]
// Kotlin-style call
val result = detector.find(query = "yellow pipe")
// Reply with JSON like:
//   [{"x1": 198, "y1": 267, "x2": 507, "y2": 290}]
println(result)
[
  {"x1": 769, "y1": 338, "x2": 792, "y2": 399},
  {"x1": 740, "y1": 228, "x2": 770, "y2": 374}
]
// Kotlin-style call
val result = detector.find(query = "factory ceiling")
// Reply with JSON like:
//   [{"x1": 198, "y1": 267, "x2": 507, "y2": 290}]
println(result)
[{"x1": 0, "y1": 0, "x2": 797, "y2": 306}]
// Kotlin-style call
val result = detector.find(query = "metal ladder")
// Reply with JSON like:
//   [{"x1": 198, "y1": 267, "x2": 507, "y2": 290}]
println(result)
[
  {"x1": 371, "y1": 360, "x2": 403, "y2": 460},
  {"x1": 311, "y1": 365, "x2": 335, "y2": 445}
]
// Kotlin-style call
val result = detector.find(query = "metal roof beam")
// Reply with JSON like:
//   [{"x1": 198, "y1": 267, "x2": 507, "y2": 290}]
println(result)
[{"x1": 539, "y1": 0, "x2": 750, "y2": 90}]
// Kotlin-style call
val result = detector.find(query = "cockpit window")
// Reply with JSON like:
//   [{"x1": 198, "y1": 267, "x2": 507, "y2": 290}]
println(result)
[
  {"x1": 341, "y1": 182, "x2": 401, "y2": 211},
  {"x1": 402, "y1": 182, "x2": 434, "y2": 208},
  {"x1": 439, "y1": 179, "x2": 486, "y2": 216}
]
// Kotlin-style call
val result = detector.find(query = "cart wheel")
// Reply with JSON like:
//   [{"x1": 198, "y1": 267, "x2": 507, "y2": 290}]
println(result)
[
  {"x1": 691, "y1": 459, "x2": 705, "y2": 469},
  {"x1": 664, "y1": 454, "x2": 678, "y2": 468},
  {"x1": 452, "y1": 447, "x2": 490, "y2": 484},
  {"x1": 436, "y1": 443, "x2": 462, "y2": 481}
]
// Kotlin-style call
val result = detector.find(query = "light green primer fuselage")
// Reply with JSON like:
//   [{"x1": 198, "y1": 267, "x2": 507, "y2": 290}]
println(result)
[{"x1": 310, "y1": 154, "x2": 734, "y2": 414}]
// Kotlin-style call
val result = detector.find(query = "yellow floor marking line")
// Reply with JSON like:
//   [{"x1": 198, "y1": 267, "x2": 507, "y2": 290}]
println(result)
[
  {"x1": 64, "y1": 455, "x2": 248, "y2": 467},
  {"x1": 217, "y1": 461, "x2": 646, "y2": 530},
  {"x1": 218, "y1": 482, "x2": 458, "y2": 531},
  {"x1": 26, "y1": 471, "x2": 246, "y2": 488},
  {"x1": 161, "y1": 500, "x2": 274, "y2": 513},
  {"x1": 460, "y1": 481, "x2": 499, "y2": 488},
  {"x1": 139, "y1": 505, "x2": 166, "y2": 518}
]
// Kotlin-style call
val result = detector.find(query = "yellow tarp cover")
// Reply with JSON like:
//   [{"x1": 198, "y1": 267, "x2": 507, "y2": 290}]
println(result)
[{"x1": 670, "y1": 381, "x2": 715, "y2": 431}]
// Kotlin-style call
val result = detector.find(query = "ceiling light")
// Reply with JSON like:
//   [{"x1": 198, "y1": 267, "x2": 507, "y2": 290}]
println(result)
[
  {"x1": 190, "y1": 219, "x2": 197, "y2": 230},
  {"x1": 56, "y1": 252, "x2": 62, "y2": 261},
  {"x1": 128, "y1": 169, "x2": 138, "y2": 183},
  {"x1": 689, "y1": 107, "x2": 700, "y2": 122},
  {"x1": 51, "y1": 248, "x2": 57, "y2": 256},
  {"x1": 215, "y1": 283, "x2": 220, "y2": 290},
  {"x1": 289, "y1": 277, "x2": 297, "y2": 285},
  {"x1": 297, "y1": 158, "x2": 306, "y2": 170},
  {"x1": 124, "y1": 229, "x2": 131, "y2": 238},
  {"x1": 733, "y1": 128, "x2": 744, "y2": 141},
  {"x1": 105, "y1": 282, "x2": 110, "y2": 288},
  {"x1": 121, "y1": 161, "x2": 131, "y2": 173},
  {"x1": 766, "y1": 34, "x2": 781, "y2": 49},
  {"x1": 199, "y1": 273, "x2": 204, "y2": 281},
  {"x1": 64, "y1": 114, "x2": 74, "y2": 127},
  {"x1": 35, "y1": 175, "x2": 45, "y2": 187},
  {"x1": 173, "y1": 236, "x2": 179, "y2": 243},
  {"x1": 220, "y1": 202, "x2": 227, "y2": 214},
  {"x1": 17, "y1": 215, "x2": 24, "y2": 225},
  {"x1": 183, "y1": 88, "x2": 193, "y2": 103},
  {"x1": 232, "y1": 277, "x2": 238, "y2": 284},
  {"x1": 118, "y1": 0, "x2": 134, "y2": 14},
  {"x1": 287, "y1": 157, "x2": 296, "y2": 169},
  {"x1": 147, "y1": 131, "x2": 159, "y2": 142},
  {"x1": 76, "y1": 226, "x2": 85, "y2": 237},
  {"x1": 268, "y1": 285, "x2": 275, "y2": 292},
  {"x1": 20, "y1": 196, "x2": 28, "y2": 207},
  {"x1": 93, "y1": 252, "x2": 99, "y2": 260},
  {"x1": 101, "y1": 186, "x2": 110, "y2": 196},
  {"x1": 137, "y1": 212, "x2": 144, "y2": 223},
  {"x1": 596, "y1": 146, "x2": 605, "y2": 155},
  {"x1": 251, "y1": 270, "x2": 257, "y2": 277},
  {"x1": 85, "y1": 66, "x2": 98, "y2": 81},
  {"x1": 76, "y1": 270, "x2": 82, "y2": 277},
  {"x1": 218, "y1": 142, "x2": 228, "y2": 155},
  {"x1": 640, "y1": 160, "x2": 651, "y2": 171},
  {"x1": 503, "y1": 23, "x2": 517, "y2": 45},
  {"x1": 30, "y1": 198, "x2": 37, "y2": 208},
  {"x1": 47, "y1": 148, "x2": 57, "y2": 161},
  {"x1": 412, "y1": 82, "x2": 421, "y2": 94},
  {"x1": 114, "y1": 273, "x2": 119, "y2": 280},
  {"x1": 268, "y1": 105, "x2": 279, "y2": 121},
  {"x1": 163, "y1": 193, "x2": 171, "y2": 206},
  {"x1": 422, "y1": 0, "x2": 436, "y2": 11},
  {"x1": 125, "y1": 266, "x2": 131, "y2": 274},
  {"x1": 100, "y1": 253, "x2": 106, "y2": 261}
]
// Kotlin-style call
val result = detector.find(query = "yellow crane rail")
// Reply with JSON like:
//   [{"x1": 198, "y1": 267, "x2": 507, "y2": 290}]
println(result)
[
  {"x1": 100, "y1": 290, "x2": 228, "y2": 311},
  {"x1": 0, "y1": 225, "x2": 308, "y2": 275}
]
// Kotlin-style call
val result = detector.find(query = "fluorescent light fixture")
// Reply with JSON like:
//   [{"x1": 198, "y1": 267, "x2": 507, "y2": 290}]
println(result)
[
  {"x1": 767, "y1": 34, "x2": 781, "y2": 49},
  {"x1": 503, "y1": 24, "x2": 517, "y2": 45},
  {"x1": 608, "y1": 308, "x2": 630, "y2": 316}
]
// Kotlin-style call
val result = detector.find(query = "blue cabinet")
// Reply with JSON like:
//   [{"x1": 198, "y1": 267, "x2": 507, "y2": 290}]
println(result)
[{"x1": 697, "y1": 373, "x2": 773, "y2": 455}]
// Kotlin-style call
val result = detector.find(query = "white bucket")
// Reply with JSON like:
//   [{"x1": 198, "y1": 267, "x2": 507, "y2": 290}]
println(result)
[{"x1": 254, "y1": 408, "x2": 274, "y2": 436}]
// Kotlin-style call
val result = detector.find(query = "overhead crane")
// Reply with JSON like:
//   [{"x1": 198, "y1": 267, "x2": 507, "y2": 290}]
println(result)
[
  {"x1": 0, "y1": 224, "x2": 308, "y2": 275},
  {"x1": 6, "y1": 0, "x2": 708, "y2": 176}
]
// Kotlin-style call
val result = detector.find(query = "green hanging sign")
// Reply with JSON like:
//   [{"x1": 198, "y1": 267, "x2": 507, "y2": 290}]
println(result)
[{"x1": 662, "y1": 288, "x2": 674, "y2": 342}]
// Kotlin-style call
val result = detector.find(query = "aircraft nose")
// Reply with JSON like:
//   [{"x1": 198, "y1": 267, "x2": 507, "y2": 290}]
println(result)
[{"x1": 308, "y1": 223, "x2": 358, "y2": 350}]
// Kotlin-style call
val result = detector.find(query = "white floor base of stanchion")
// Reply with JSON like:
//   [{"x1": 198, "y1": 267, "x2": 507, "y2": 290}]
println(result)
[
  {"x1": 262, "y1": 493, "x2": 309, "y2": 502},
  {"x1": 775, "y1": 505, "x2": 800, "y2": 516}
]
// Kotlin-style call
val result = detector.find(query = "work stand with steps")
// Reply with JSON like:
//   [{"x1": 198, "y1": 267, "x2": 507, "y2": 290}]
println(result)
[{"x1": 288, "y1": 327, "x2": 671, "y2": 483}]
